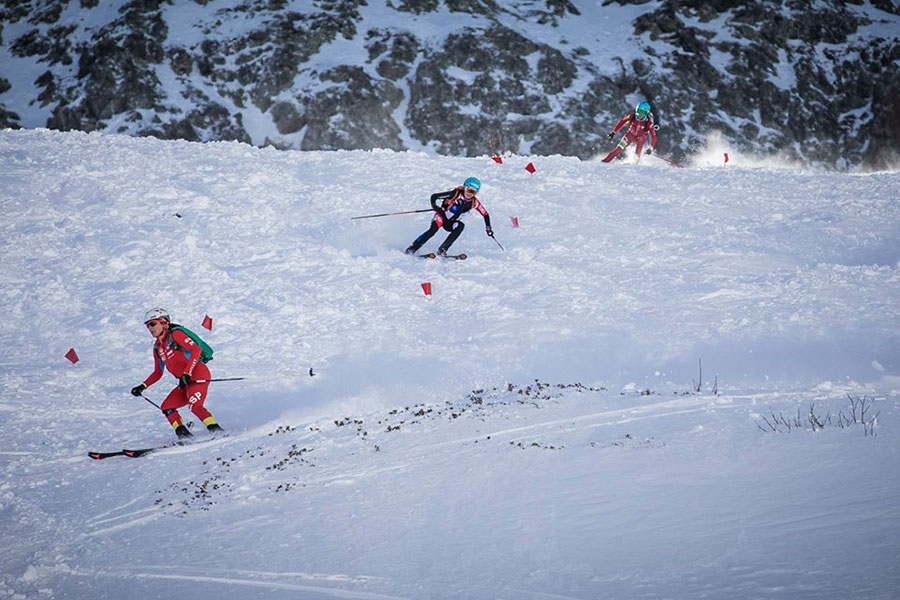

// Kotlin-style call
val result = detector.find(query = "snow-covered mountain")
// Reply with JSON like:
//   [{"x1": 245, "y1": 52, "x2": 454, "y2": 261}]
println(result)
[
  {"x1": 2, "y1": 1, "x2": 899, "y2": 168},
  {"x1": 1, "y1": 128, "x2": 898, "y2": 599}
]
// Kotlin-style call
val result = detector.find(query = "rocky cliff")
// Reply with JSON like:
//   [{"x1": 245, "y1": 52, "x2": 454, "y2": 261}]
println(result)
[{"x1": 1, "y1": 0, "x2": 898, "y2": 168}]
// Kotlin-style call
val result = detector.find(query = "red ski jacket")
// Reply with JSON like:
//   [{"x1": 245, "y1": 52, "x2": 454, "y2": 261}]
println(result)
[
  {"x1": 612, "y1": 112, "x2": 658, "y2": 148},
  {"x1": 142, "y1": 328, "x2": 210, "y2": 386}
]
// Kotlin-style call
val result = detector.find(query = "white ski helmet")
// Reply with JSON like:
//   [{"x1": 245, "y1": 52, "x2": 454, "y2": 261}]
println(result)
[{"x1": 143, "y1": 308, "x2": 170, "y2": 324}]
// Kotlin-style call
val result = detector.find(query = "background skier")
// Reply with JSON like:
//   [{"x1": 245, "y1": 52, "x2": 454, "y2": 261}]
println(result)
[
  {"x1": 405, "y1": 177, "x2": 493, "y2": 256},
  {"x1": 602, "y1": 101, "x2": 658, "y2": 163},
  {"x1": 131, "y1": 308, "x2": 224, "y2": 438}
]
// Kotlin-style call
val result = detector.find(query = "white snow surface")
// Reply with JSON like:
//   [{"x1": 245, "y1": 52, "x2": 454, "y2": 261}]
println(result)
[{"x1": 1, "y1": 128, "x2": 899, "y2": 600}]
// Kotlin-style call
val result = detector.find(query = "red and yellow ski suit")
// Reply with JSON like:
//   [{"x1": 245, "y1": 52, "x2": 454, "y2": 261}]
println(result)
[{"x1": 141, "y1": 328, "x2": 216, "y2": 431}]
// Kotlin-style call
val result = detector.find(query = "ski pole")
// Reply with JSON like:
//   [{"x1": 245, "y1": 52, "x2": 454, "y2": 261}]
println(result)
[
  {"x1": 139, "y1": 393, "x2": 161, "y2": 409},
  {"x1": 652, "y1": 154, "x2": 685, "y2": 168},
  {"x1": 190, "y1": 377, "x2": 246, "y2": 384},
  {"x1": 490, "y1": 234, "x2": 505, "y2": 251},
  {"x1": 136, "y1": 378, "x2": 244, "y2": 407},
  {"x1": 351, "y1": 208, "x2": 432, "y2": 220}
]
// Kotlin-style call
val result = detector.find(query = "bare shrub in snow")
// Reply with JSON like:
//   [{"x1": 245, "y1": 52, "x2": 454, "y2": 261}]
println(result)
[{"x1": 756, "y1": 394, "x2": 880, "y2": 436}]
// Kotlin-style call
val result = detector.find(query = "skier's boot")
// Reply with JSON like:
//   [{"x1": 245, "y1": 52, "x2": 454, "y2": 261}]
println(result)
[
  {"x1": 405, "y1": 243, "x2": 420, "y2": 255},
  {"x1": 207, "y1": 423, "x2": 225, "y2": 434},
  {"x1": 174, "y1": 425, "x2": 194, "y2": 439}
]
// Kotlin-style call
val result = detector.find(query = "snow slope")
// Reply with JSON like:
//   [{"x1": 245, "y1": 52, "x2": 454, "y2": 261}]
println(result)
[{"x1": 1, "y1": 129, "x2": 898, "y2": 599}]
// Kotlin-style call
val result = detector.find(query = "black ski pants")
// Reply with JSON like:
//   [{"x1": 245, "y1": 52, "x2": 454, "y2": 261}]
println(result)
[{"x1": 411, "y1": 219, "x2": 465, "y2": 253}]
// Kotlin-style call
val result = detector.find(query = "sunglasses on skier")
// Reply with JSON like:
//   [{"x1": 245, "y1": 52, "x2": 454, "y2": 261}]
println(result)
[
  {"x1": 464, "y1": 187, "x2": 477, "y2": 196},
  {"x1": 145, "y1": 320, "x2": 163, "y2": 328}
]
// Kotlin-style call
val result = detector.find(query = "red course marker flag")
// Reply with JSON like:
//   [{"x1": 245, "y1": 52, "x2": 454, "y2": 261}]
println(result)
[
  {"x1": 491, "y1": 155, "x2": 503, "y2": 164},
  {"x1": 421, "y1": 282, "x2": 432, "y2": 296},
  {"x1": 511, "y1": 216, "x2": 519, "y2": 228},
  {"x1": 724, "y1": 152, "x2": 729, "y2": 164},
  {"x1": 65, "y1": 348, "x2": 79, "y2": 364},
  {"x1": 201, "y1": 314, "x2": 213, "y2": 330},
  {"x1": 525, "y1": 162, "x2": 536, "y2": 174}
]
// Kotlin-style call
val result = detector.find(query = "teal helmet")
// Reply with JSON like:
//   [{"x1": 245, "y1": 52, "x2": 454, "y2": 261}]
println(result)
[
  {"x1": 463, "y1": 177, "x2": 481, "y2": 193},
  {"x1": 635, "y1": 101, "x2": 651, "y2": 120}
]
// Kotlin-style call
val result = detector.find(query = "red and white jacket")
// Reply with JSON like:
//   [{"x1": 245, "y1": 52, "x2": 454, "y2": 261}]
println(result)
[
  {"x1": 612, "y1": 112, "x2": 658, "y2": 148},
  {"x1": 142, "y1": 328, "x2": 209, "y2": 387}
]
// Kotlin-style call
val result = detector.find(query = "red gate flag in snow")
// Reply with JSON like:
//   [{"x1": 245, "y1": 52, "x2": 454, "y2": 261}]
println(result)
[
  {"x1": 202, "y1": 314, "x2": 213, "y2": 330},
  {"x1": 65, "y1": 348, "x2": 79, "y2": 364},
  {"x1": 525, "y1": 162, "x2": 536, "y2": 174},
  {"x1": 492, "y1": 155, "x2": 503, "y2": 164},
  {"x1": 421, "y1": 282, "x2": 432, "y2": 296},
  {"x1": 511, "y1": 216, "x2": 519, "y2": 228}
]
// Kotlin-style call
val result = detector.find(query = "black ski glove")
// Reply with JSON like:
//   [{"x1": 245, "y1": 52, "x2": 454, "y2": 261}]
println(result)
[
  {"x1": 486, "y1": 228, "x2": 494, "y2": 237},
  {"x1": 607, "y1": 132, "x2": 614, "y2": 142},
  {"x1": 178, "y1": 373, "x2": 192, "y2": 389},
  {"x1": 645, "y1": 148, "x2": 653, "y2": 155},
  {"x1": 131, "y1": 383, "x2": 147, "y2": 396}
]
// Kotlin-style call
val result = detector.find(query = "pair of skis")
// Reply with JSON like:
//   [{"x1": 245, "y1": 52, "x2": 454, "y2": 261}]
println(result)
[
  {"x1": 88, "y1": 435, "x2": 221, "y2": 460},
  {"x1": 88, "y1": 444, "x2": 166, "y2": 460},
  {"x1": 418, "y1": 252, "x2": 467, "y2": 260},
  {"x1": 88, "y1": 447, "x2": 162, "y2": 459}
]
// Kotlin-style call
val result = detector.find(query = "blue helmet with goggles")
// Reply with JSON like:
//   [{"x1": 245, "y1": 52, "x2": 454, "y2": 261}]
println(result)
[
  {"x1": 463, "y1": 177, "x2": 481, "y2": 194},
  {"x1": 635, "y1": 101, "x2": 651, "y2": 120}
]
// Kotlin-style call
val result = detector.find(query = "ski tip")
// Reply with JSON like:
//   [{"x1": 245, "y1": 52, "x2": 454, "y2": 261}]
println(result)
[{"x1": 418, "y1": 253, "x2": 436, "y2": 259}]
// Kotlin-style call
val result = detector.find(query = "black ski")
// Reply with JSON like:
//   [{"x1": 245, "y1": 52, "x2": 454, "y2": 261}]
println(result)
[
  {"x1": 88, "y1": 434, "x2": 223, "y2": 460},
  {"x1": 419, "y1": 253, "x2": 467, "y2": 260},
  {"x1": 88, "y1": 445, "x2": 167, "y2": 459},
  {"x1": 121, "y1": 439, "x2": 210, "y2": 457},
  {"x1": 88, "y1": 450, "x2": 127, "y2": 460},
  {"x1": 122, "y1": 447, "x2": 158, "y2": 457}
]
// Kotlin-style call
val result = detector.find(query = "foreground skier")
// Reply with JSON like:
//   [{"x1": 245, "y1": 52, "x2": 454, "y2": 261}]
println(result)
[{"x1": 130, "y1": 308, "x2": 224, "y2": 438}]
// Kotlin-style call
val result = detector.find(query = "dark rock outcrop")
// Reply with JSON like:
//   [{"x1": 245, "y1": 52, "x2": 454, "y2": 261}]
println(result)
[{"x1": 1, "y1": 0, "x2": 897, "y2": 168}]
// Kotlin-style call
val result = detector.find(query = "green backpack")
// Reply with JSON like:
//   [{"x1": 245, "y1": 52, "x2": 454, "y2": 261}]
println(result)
[{"x1": 169, "y1": 324, "x2": 214, "y2": 363}]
